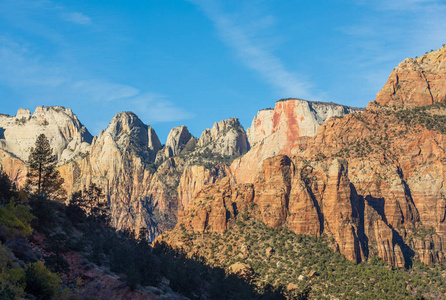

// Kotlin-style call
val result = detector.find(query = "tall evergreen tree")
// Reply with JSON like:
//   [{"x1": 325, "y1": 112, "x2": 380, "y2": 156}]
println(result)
[
  {"x1": 27, "y1": 134, "x2": 66, "y2": 201},
  {"x1": 69, "y1": 183, "x2": 109, "y2": 224},
  {"x1": 0, "y1": 170, "x2": 17, "y2": 204}
]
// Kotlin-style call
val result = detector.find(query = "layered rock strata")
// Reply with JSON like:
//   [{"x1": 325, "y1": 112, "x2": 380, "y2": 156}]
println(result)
[
  {"x1": 376, "y1": 46, "x2": 446, "y2": 108},
  {"x1": 231, "y1": 99, "x2": 361, "y2": 183}
]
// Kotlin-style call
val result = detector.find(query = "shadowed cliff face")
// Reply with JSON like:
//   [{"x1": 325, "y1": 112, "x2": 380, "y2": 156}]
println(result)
[{"x1": 301, "y1": 103, "x2": 446, "y2": 266}]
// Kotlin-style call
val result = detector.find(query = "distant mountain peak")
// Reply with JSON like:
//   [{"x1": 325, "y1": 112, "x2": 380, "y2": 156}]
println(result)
[{"x1": 376, "y1": 45, "x2": 446, "y2": 108}]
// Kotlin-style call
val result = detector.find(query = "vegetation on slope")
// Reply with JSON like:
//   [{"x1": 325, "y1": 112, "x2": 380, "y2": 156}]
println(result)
[
  {"x1": 163, "y1": 217, "x2": 446, "y2": 299},
  {"x1": 0, "y1": 134, "x2": 290, "y2": 299},
  {"x1": 0, "y1": 169, "x2": 290, "y2": 299},
  {"x1": 312, "y1": 101, "x2": 446, "y2": 161}
]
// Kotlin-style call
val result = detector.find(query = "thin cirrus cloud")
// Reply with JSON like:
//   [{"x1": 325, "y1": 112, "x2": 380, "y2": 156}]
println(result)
[
  {"x1": 0, "y1": 36, "x2": 67, "y2": 88},
  {"x1": 188, "y1": 0, "x2": 313, "y2": 100},
  {"x1": 0, "y1": 38, "x2": 133, "y2": 103},
  {"x1": 0, "y1": 1, "x2": 193, "y2": 129},
  {"x1": 61, "y1": 12, "x2": 92, "y2": 25},
  {"x1": 0, "y1": 36, "x2": 192, "y2": 123},
  {"x1": 71, "y1": 80, "x2": 139, "y2": 103},
  {"x1": 129, "y1": 93, "x2": 195, "y2": 123},
  {"x1": 336, "y1": 0, "x2": 446, "y2": 95},
  {"x1": 343, "y1": 0, "x2": 446, "y2": 52}
]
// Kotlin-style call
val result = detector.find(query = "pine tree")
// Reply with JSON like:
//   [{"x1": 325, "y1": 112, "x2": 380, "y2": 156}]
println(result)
[
  {"x1": 0, "y1": 170, "x2": 17, "y2": 204},
  {"x1": 27, "y1": 134, "x2": 66, "y2": 201},
  {"x1": 69, "y1": 183, "x2": 109, "y2": 224}
]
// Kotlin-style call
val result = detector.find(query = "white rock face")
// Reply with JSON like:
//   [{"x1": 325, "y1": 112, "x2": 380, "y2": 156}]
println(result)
[
  {"x1": 59, "y1": 111, "x2": 164, "y2": 236},
  {"x1": 102, "y1": 111, "x2": 161, "y2": 157},
  {"x1": 155, "y1": 126, "x2": 193, "y2": 163},
  {"x1": 148, "y1": 126, "x2": 162, "y2": 161},
  {"x1": 247, "y1": 99, "x2": 360, "y2": 147},
  {"x1": 198, "y1": 118, "x2": 249, "y2": 157},
  {"x1": 232, "y1": 99, "x2": 362, "y2": 183},
  {"x1": 0, "y1": 106, "x2": 92, "y2": 163},
  {"x1": 90, "y1": 111, "x2": 162, "y2": 168},
  {"x1": 246, "y1": 109, "x2": 274, "y2": 147}
]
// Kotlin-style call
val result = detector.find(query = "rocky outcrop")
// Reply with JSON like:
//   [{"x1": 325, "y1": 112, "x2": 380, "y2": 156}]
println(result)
[
  {"x1": 247, "y1": 99, "x2": 359, "y2": 147},
  {"x1": 60, "y1": 112, "x2": 160, "y2": 235},
  {"x1": 158, "y1": 126, "x2": 193, "y2": 160},
  {"x1": 228, "y1": 262, "x2": 254, "y2": 280},
  {"x1": 148, "y1": 126, "x2": 162, "y2": 161},
  {"x1": 376, "y1": 45, "x2": 446, "y2": 108},
  {"x1": 198, "y1": 118, "x2": 249, "y2": 157},
  {"x1": 231, "y1": 99, "x2": 360, "y2": 183},
  {"x1": 177, "y1": 164, "x2": 227, "y2": 210},
  {"x1": 0, "y1": 106, "x2": 92, "y2": 165},
  {"x1": 245, "y1": 109, "x2": 274, "y2": 147},
  {"x1": 0, "y1": 150, "x2": 27, "y2": 185}
]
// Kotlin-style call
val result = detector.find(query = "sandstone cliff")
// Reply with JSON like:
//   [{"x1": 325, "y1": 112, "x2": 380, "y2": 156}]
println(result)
[
  {"x1": 231, "y1": 99, "x2": 360, "y2": 183},
  {"x1": 59, "y1": 111, "x2": 161, "y2": 237},
  {"x1": 376, "y1": 45, "x2": 446, "y2": 108},
  {"x1": 0, "y1": 106, "x2": 92, "y2": 187},
  {"x1": 198, "y1": 117, "x2": 249, "y2": 157},
  {"x1": 246, "y1": 99, "x2": 359, "y2": 147},
  {"x1": 0, "y1": 106, "x2": 92, "y2": 164}
]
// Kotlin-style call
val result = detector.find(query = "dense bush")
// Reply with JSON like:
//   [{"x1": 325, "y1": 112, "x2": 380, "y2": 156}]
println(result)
[
  {"x1": 0, "y1": 201, "x2": 34, "y2": 240},
  {"x1": 24, "y1": 261, "x2": 61, "y2": 300}
]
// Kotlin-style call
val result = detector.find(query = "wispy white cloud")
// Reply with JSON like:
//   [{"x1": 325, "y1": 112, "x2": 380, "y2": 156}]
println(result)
[
  {"x1": 0, "y1": 39, "x2": 140, "y2": 103},
  {"x1": 342, "y1": 0, "x2": 446, "y2": 54},
  {"x1": 336, "y1": 0, "x2": 446, "y2": 97},
  {"x1": 61, "y1": 12, "x2": 92, "y2": 25},
  {"x1": 0, "y1": 0, "x2": 193, "y2": 129},
  {"x1": 189, "y1": 0, "x2": 313, "y2": 99},
  {"x1": 0, "y1": 36, "x2": 194, "y2": 136},
  {"x1": 129, "y1": 93, "x2": 195, "y2": 123},
  {"x1": 0, "y1": 36, "x2": 67, "y2": 88},
  {"x1": 72, "y1": 80, "x2": 139, "y2": 102},
  {"x1": 0, "y1": 38, "x2": 134, "y2": 102},
  {"x1": 0, "y1": 35, "x2": 192, "y2": 121}
]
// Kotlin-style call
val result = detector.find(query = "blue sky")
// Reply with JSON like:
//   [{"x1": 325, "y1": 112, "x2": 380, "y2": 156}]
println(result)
[{"x1": 1, "y1": 0, "x2": 445, "y2": 141}]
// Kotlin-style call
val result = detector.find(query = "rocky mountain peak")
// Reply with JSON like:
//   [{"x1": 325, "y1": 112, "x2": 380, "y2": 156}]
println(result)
[
  {"x1": 0, "y1": 106, "x2": 92, "y2": 163},
  {"x1": 165, "y1": 125, "x2": 193, "y2": 157},
  {"x1": 100, "y1": 111, "x2": 161, "y2": 161},
  {"x1": 16, "y1": 108, "x2": 31, "y2": 118},
  {"x1": 376, "y1": 45, "x2": 446, "y2": 108},
  {"x1": 198, "y1": 117, "x2": 249, "y2": 157},
  {"x1": 106, "y1": 111, "x2": 145, "y2": 138}
]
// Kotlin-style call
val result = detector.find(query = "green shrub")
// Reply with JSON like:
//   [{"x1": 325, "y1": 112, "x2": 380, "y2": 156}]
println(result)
[
  {"x1": 24, "y1": 261, "x2": 61, "y2": 300},
  {"x1": 0, "y1": 201, "x2": 34, "y2": 239},
  {"x1": 0, "y1": 244, "x2": 26, "y2": 299}
]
